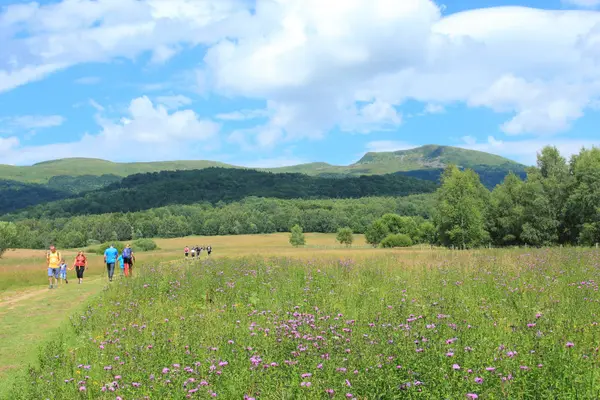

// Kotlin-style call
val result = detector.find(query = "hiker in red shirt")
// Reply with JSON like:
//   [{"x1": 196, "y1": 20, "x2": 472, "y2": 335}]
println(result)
[{"x1": 72, "y1": 251, "x2": 88, "y2": 284}]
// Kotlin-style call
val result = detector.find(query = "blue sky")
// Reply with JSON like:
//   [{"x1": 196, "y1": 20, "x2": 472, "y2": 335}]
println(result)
[{"x1": 0, "y1": 0, "x2": 599, "y2": 167}]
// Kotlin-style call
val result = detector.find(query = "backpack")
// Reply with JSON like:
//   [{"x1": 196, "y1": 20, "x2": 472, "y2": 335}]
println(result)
[{"x1": 123, "y1": 247, "x2": 132, "y2": 258}]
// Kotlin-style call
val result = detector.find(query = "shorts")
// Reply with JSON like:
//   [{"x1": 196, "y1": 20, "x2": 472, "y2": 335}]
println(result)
[
  {"x1": 59, "y1": 269, "x2": 67, "y2": 279},
  {"x1": 48, "y1": 267, "x2": 59, "y2": 278},
  {"x1": 185, "y1": 252, "x2": 189, "y2": 257},
  {"x1": 123, "y1": 257, "x2": 133, "y2": 267}
]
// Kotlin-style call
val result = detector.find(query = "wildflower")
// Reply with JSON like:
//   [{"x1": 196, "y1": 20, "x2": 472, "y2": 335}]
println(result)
[
  {"x1": 79, "y1": 386, "x2": 86, "y2": 392},
  {"x1": 466, "y1": 394, "x2": 478, "y2": 399},
  {"x1": 162, "y1": 367, "x2": 170, "y2": 374},
  {"x1": 475, "y1": 377, "x2": 483, "y2": 384},
  {"x1": 566, "y1": 342, "x2": 574, "y2": 348},
  {"x1": 452, "y1": 364, "x2": 461, "y2": 370}
]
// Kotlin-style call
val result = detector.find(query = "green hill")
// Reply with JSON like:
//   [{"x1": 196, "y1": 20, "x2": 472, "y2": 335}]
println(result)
[
  {"x1": 0, "y1": 158, "x2": 233, "y2": 183},
  {"x1": 0, "y1": 145, "x2": 527, "y2": 189}
]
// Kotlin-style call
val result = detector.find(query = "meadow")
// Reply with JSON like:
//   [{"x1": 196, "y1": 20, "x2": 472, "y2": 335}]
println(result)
[{"x1": 2, "y1": 241, "x2": 599, "y2": 399}]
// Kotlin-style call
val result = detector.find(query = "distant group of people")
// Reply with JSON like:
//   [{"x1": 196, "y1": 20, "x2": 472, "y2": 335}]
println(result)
[
  {"x1": 104, "y1": 244, "x2": 136, "y2": 282},
  {"x1": 184, "y1": 245, "x2": 212, "y2": 258},
  {"x1": 45, "y1": 243, "x2": 135, "y2": 289},
  {"x1": 46, "y1": 245, "x2": 88, "y2": 289}
]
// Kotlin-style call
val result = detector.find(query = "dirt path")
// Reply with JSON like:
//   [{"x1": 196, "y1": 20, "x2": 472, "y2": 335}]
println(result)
[
  {"x1": 0, "y1": 286, "x2": 54, "y2": 309},
  {"x1": 0, "y1": 277, "x2": 107, "y2": 396}
]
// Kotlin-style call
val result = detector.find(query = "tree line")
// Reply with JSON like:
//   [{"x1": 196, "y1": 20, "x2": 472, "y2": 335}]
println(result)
[
  {"x1": 2, "y1": 168, "x2": 437, "y2": 219},
  {"x1": 2, "y1": 195, "x2": 434, "y2": 250}
]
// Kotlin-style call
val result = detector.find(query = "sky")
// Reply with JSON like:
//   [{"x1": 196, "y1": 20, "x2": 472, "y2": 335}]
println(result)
[{"x1": 0, "y1": 0, "x2": 599, "y2": 168}]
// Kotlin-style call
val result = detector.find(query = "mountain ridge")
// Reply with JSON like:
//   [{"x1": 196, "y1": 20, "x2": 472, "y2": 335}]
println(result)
[{"x1": 0, "y1": 145, "x2": 527, "y2": 188}]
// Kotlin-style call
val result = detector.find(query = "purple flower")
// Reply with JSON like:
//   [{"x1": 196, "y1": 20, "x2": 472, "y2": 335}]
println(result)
[
  {"x1": 566, "y1": 342, "x2": 574, "y2": 348},
  {"x1": 452, "y1": 364, "x2": 461, "y2": 370},
  {"x1": 466, "y1": 394, "x2": 478, "y2": 399},
  {"x1": 475, "y1": 377, "x2": 483, "y2": 384}
]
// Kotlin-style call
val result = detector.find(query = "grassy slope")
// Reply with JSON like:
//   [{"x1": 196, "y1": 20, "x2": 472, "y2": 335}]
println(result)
[{"x1": 0, "y1": 145, "x2": 526, "y2": 183}]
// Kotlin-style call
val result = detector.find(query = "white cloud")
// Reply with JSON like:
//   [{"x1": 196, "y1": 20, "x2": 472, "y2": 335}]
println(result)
[
  {"x1": 201, "y1": 2, "x2": 600, "y2": 140},
  {"x1": 460, "y1": 136, "x2": 600, "y2": 165},
  {"x1": 2, "y1": 114, "x2": 65, "y2": 130},
  {"x1": 365, "y1": 140, "x2": 415, "y2": 153},
  {"x1": 216, "y1": 109, "x2": 269, "y2": 121},
  {"x1": 0, "y1": 0, "x2": 248, "y2": 93},
  {"x1": 155, "y1": 95, "x2": 192, "y2": 110},
  {"x1": 424, "y1": 103, "x2": 445, "y2": 114},
  {"x1": 0, "y1": 137, "x2": 19, "y2": 153},
  {"x1": 563, "y1": 0, "x2": 600, "y2": 8},
  {"x1": 1, "y1": 0, "x2": 600, "y2": 152},
  {"x1": 0, "y1": 96, "x2": 220, "y2": 165}
]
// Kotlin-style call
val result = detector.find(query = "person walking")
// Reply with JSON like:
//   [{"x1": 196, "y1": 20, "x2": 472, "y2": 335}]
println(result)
[
  {"x1": 72, "y1": 251, "x2": 87, "y2": 284},
  {"x1": 118, "y1": 254, "x2": 125, "y2": 277},
  {"x1": 207, "y1": 245, "x2": 212, "y2": 256},
  {"x1": 184, "y1": 246, "x2": 189, "y2": 258},
  {"x1": 58, "y1": 258, "x2": 68, "y2": 285},
  {"x1": 122, "y1": 244, "x2": 135, "y2": 277},
  {"x1": 104, "y1": 244, "x2": 119, "y2": 282},
  {"x1": 46, "y1": 245, "x2": 61, "y2": 289}
]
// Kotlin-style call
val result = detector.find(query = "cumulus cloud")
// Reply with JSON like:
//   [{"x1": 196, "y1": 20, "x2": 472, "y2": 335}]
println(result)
[
  {"x1": 0, "y1": 0, "x2": 249, "y2": 93},
  {"x1": 201, "y1": 2, "x2": 600, "y2": 140},
  {"x1": 1, "y1": 0, "x2": 600, "y2": 160},
  {"x1": 0, "y1": 96, "x2": 220, "y2": 165}
]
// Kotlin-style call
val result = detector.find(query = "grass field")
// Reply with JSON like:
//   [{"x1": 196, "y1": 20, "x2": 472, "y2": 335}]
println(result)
[{"x1": 2, "y1": 235, "x2": 598, "y2": 399}]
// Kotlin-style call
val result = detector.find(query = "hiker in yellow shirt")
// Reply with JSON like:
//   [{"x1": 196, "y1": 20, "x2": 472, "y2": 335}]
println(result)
[{"x1": 47, "y1": 245, "x2": 61, "y2": 289}]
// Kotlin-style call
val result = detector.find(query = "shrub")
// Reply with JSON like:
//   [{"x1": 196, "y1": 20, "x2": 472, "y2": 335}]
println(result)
[
  {"x1": 0, "y1": 222, "x2": 17, "y2": 258},
  {"x1": 380, "y1": 233, "x2": 413, "y2": 248},
  {"x1": 132, "y1": 238, "x2": 158, "y2": 252},
  {"x1": 289, "y1": 224, "x2": 306, "y2": 247},
  {"x1": 365, "y1": 220, "x2": 390, "y2": 247},
  {"x1": 336, "y1": 227, "x2": 354, "y2": 247}
]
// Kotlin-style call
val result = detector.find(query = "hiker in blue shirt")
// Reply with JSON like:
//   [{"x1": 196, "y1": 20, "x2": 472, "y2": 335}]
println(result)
[{"x1": 104, "y1": 244, "x2": 119, "y2": 282}]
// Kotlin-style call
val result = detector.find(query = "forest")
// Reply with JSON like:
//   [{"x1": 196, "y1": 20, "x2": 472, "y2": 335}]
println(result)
[{"x1": 2, "y1": 168, "x2": 437, "y2": 218}]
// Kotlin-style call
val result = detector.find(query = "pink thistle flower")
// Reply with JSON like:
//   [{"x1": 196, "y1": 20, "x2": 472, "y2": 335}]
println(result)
[
  {"x1": 475, "y1": 377, "x2": 483, "y2": 384},
  {"x1": 566, "y1": 342, "x2": 574, "y2": 348},
  {"x1": 452, "y1": 364, "x2": 461, "y2": 370},
  {"x1": 466, "y1": 394, "x2": 478, "y2": 399}
]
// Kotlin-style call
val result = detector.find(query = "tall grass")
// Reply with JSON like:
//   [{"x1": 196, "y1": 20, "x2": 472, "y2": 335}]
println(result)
[{"x1": 9, "y1": 248, "x2": 600, "y2": 399}]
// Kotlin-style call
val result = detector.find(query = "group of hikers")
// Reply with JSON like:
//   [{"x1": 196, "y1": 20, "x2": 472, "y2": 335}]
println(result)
[
  {"x1": 45, "y1": 243, "x2": 136, "y2": 289},
  {"x1": 184, "y1": 245, "x2": 212, "y2": 258}
]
